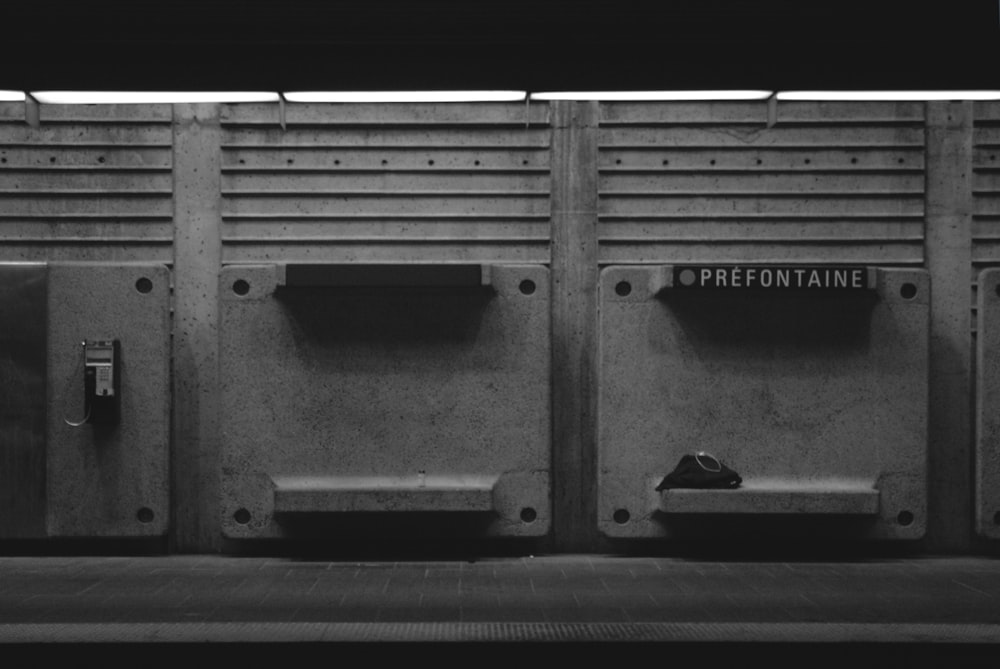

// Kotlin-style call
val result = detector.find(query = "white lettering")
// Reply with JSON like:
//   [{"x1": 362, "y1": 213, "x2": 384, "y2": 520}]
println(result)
[{"x1": 688, "y1": 266, "x2": 872, "y2": 290}]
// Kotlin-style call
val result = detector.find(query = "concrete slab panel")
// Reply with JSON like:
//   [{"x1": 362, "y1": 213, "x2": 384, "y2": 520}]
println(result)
[
  {"x1": 46, "y1": 263, "x2": 171, "y2": 537},
  {"x1": 219, "y1": 263, "x2": 551, "y2": 539},
  {"x1": 977, "y1": 268, "x2": 1000, "y2": 539},
  {"x1": 598, "y1": 265, "x2": 929, "y2": 540},
  {"x1": 271, "y1": 475, "x2": 497, "y2": 513}
]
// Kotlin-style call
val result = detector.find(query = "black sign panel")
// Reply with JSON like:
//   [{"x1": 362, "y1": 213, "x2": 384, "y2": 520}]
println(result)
[{"x1": 672, "y1": 265, "x2": 871, "y2": 290}]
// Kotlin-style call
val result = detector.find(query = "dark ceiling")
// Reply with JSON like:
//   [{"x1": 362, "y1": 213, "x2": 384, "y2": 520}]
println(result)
[{"x1": 2, "y1": 1, "x2": 998, "y2": 92}]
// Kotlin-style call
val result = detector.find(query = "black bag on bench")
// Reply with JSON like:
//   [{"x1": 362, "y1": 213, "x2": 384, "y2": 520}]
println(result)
[{"x1": 655, "y1": 452, "x2": 742, "y2": 491}]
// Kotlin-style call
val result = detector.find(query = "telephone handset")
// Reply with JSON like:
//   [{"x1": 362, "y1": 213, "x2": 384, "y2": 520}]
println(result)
[{"x1": 65, "y1": 339, "x2": 121, "y2": 426}]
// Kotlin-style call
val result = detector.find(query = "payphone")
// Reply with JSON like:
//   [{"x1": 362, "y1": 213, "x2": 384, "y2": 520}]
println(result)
[
  {"x1": 84, "y1": 339, "x2": 119, "y2": 424},
  {"x1": 65, "y1": 339, "x2": 121, "y2": 426}
]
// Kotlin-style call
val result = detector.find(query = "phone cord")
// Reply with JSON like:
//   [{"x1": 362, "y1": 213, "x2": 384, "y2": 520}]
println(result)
[{"x1": 63, "y1": 341, "x2": 90, "y2": 427}]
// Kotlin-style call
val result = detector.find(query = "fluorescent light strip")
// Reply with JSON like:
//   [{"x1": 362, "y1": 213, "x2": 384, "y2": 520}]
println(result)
[
  {"x1": 284, "y1": 91, "x2": 527, "y2": 103},
  {"x1": 777, "y1": 90, "x2": 1000, "y2": 101},
  {"x1": 530, "y1": 90, "x2": 774, "y2": 101},
  {"x1": 0, "y1": 90, "x2": 26, "y2": 102},
  {"x1": 29, "y1": 91, "x2": 280, "y2": 104}
]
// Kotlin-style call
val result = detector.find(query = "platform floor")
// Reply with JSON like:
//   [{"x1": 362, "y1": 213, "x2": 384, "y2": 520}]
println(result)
[{"x1": 2, "y1": 551, "x2": 1000, "y2": 664}]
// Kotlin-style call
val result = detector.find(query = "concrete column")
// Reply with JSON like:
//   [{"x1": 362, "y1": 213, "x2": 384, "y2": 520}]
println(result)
[
  {"x1": 550, "y1": 101, "x2": 601, "y2": 551},
  {"x1": 925, "y1": 101, "x2": 974, "y2": 552},
  {"x1": 171, "y1": 104, "x2": 223, "y2": 552}
]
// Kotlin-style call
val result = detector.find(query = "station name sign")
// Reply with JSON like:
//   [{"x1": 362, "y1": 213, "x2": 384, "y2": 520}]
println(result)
[{"x1": 672, "y1": 265, "x2": 871, "y2": 290}]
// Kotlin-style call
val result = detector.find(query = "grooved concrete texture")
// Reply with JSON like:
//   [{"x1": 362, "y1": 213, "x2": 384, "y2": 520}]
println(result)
[
  {"x1": 597, "y1": 265, "x2": 929, "y2": 540},
  {"x1": 3, "y1": 621, "x2": 1000, "y2": 645},
  {"x1": 2, "y1": 555, "x2": 1000, "y2": 630},
  {"x1": 46, "y1": 263, "x2": 171, "y2": 537},
  {"x1": 219, "y1": 263, "x2": 551, "y2": 540},
  {"x1": 977, "y1": 268, "x2": 1000, "y2": 539}
]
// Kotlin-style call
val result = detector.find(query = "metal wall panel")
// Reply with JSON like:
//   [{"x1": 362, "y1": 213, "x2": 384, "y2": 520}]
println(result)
[
  {"x1": 598, "y1": 101, "x2": 926, "y2": 265},
  {"x1": 218, "y1": 102, "x2": 551, "y2": 264},
  {"x1": 0, "y1": 103, "x2": 174, "y2": 262}
]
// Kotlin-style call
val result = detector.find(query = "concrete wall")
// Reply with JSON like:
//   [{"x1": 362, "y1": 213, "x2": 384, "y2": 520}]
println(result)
[
  {"x1": 0, "y1": 263, "x2": 171, "y2": 538},
  {"x1": 0, "y1": 99, "x2": 994, "y2": 555},
  {"x1": 598, "y1": 266, "x2": 928, "y2": 541},
  {"x1": 218, "y1": 263, "x2": 551, "y2": 541}
]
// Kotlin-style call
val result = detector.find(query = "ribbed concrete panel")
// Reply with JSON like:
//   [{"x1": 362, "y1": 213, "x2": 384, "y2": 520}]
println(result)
[
  {"x1": 973, "y1": 102, "x2": 1000, "y2": 267},
  {"x1": 0, "y1": 103, "x2": 173, "y2": 262},
  {"x1": 598, "y1": 101, "x2": 926, "y2": 265},
  {"x1": 219, "y1": 102, "x2": 551, "y2": 264}
]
